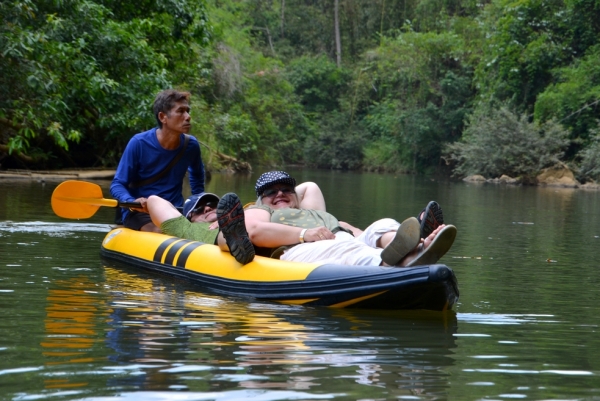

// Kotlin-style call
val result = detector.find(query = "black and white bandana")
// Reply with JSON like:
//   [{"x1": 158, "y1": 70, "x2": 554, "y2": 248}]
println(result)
[{"x1": 255, "y1": 171, "x2": 297, "y2": 197}]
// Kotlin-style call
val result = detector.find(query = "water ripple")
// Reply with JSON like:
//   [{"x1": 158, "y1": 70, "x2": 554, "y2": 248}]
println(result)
[{"x1": 0, "y1": 221, "x2": 111, "y2": 234}]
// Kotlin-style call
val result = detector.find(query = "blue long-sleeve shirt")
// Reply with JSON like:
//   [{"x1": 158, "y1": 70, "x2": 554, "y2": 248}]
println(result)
[{"x1": 110, "y1": 128, "x2": 205, "y2": 222}]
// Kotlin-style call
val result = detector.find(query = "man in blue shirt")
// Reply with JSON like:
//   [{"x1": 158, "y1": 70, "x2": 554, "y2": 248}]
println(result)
[{"x1": 110, "y1": 89, "x2": 205, "y2": 232}]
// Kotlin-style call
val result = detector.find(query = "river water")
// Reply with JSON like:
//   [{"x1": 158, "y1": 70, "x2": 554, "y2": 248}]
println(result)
[{"x1": 1, "y1": 168, "x2": 600, "y2": 400}]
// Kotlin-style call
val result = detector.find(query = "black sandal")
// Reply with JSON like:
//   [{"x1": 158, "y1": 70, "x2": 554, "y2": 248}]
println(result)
[
  {"x1": 418, "y1": 201, "x2": 444, "y2": 239},
  {"x1": 406, "y1": 225, "x2": 457, "y2": 267}
]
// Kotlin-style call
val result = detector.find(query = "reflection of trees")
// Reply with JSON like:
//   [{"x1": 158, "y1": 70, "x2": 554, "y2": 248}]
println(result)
[{"x1": 102, "y1": 266, "x2": 458, "y2": 398}]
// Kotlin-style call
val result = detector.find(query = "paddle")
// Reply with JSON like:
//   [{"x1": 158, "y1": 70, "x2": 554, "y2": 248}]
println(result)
[{"x1": 51, "y1": 180, "x2": 141, "y2": 219}]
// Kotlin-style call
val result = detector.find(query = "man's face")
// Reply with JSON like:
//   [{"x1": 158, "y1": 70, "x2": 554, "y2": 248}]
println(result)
[
  {"x1": 160, "y1": 100, "x2": 191, "y2": 133},
  {"x1": 260, "y1": 185, "x2": 298, "y2": 209},
  {"x1": 189, "y1": 200, "x2": 218, "y2": 223}
]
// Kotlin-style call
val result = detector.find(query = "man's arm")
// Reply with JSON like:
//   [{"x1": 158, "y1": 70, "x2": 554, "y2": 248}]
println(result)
[
  {"x1": 110, "y1": 139, "x2": 138, "y2": 203},
  {"x1": 295, "y1": 184, "x2": 363, "y2": 236},
  {"x1": 110, "y1": 139, "x2": 149, "y2": 212},
  {"x1": 187, "y1": 137, "x2": 205, "y2": 194},
  {"x1": 339, "y1": 221, "x2": 364, "y2": 236}
]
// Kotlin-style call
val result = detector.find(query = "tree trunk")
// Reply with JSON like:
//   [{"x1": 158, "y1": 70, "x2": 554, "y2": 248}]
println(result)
[
  {"x1": 251, "y1": 27, "x2": 276, "y2": 56},
  {"x1": 334, "y1": 0, "x2": 341, "y2": 67},
  {"x1": 280, "y1": 0, "x2": 285, "y2": 38},
  {"x1": 380, "y1": 0, "x2": 386, "y2": 46}
]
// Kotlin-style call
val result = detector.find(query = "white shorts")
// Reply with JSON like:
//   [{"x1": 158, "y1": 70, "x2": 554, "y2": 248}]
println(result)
[{"x1": 280, "y1": 218, "x2": 401, "y2": 266}]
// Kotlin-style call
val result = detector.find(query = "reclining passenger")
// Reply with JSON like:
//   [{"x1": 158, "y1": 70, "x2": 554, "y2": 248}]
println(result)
[
  {"x1": 146, "y1": 171, "x2": 451, "y2": 266},
  {"x1": 215, "y1": 170, "x2": 455, "y2": 267},
  {"x1": 146, "y1": 181, "x2": 329, "y2": 264}
]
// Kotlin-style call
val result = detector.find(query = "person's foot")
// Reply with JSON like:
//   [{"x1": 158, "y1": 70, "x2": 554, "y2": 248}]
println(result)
[
  {"x1": 401, "y1": 224, "x2": 456, "y2": 267},
  {"x1": 418, "y1": 201, "x2": 444, "y2": 239},
  {"x1": 380, "y1": 217, "x2": 420, "y2": 266},
  {"x1": 217, "y1": 193, "x2": 255, "y2": 265}
]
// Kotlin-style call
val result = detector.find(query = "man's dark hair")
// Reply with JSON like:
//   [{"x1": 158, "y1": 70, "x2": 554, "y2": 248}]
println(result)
[{"x1": 152, "y1": 89, "x2": 191, "y2": 128}]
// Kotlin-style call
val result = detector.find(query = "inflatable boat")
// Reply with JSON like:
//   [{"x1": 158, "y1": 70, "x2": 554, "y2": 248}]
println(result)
[{"x1": 100, "y1": 228, "x2": 459, "y2": 311}]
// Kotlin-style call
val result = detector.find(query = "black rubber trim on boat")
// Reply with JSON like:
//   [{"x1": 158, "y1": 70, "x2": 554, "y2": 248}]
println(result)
[
  {"x1": 164, "y1": 239, "x2": 192, "y2": 266},
  {"x1": 153, "y1": 237, "x2": 180, "y2": 263},
  {"x1": 176, "y1": 242, "x2": 204, "y2": 267}
]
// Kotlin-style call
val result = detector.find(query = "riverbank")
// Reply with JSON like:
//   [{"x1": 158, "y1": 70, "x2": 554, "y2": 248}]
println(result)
[
  {"x1": 2, "y1": 167, "x2": 599, "y2": 190},
  {"x1": 0, "y1": 169, "x2": 116, "y2": 182},
  {"x1": 463, "y1": 163, "x2": 600, "y2": 190}
]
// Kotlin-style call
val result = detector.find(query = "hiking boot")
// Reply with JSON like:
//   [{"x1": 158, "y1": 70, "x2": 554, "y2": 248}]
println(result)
[{"x1": 217, "y1": 193, "x2": 255, "y2": 265}]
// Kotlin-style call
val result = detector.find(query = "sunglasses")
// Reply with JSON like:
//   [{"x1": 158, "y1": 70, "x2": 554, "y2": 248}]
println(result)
[
  {"x1": 261, "y1": 187, "x2": 295, "y2": 198},
  {"x1": 189, "y1": 201, "x2": 217, "y2": 218}
]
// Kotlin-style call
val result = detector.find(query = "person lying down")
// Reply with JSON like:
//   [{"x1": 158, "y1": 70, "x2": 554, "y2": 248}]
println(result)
[{"x1": 146, "y1": 171, "x2": 455, "y2": 267}]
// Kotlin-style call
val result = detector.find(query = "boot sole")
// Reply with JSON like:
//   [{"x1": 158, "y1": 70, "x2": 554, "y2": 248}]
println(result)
[{"x1": 217, "y1": 193, "x2": 255, "y2": 265}]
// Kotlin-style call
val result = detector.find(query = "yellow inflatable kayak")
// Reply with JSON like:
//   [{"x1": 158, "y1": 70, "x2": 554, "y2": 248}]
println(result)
[{"x1": 100, "y1": 228, "x2": 459, "y2": 311}]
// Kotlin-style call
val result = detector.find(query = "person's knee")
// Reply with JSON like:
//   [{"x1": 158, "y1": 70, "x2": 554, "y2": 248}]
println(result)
[{"x1": 146, "y1": 195, "x2": 160, "y2": 211}]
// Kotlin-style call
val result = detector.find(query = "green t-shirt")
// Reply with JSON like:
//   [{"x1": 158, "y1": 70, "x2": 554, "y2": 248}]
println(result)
[
  {"x1": 160, "y1": 215, "x2": 219, "y2": 244},
  {"x1": 250, "y1": 205, "x2": 340, "y2": 231}
]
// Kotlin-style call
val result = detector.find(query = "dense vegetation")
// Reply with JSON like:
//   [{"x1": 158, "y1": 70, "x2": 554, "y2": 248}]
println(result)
[{"x1": 2, "y1": 0, "x2": 600, "y2": 181}]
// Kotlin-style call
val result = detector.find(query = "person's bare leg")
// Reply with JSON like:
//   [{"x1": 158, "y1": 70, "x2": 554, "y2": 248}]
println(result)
[
  {"x1": 146, "y1": 195, "x2": 181, "y2": 229},
  {"x1": 377, "y1": 231, "x2": 396, "y2": 248},
  {"x1": 216, "y1": 232, "x2": 228, "y2": 250}
]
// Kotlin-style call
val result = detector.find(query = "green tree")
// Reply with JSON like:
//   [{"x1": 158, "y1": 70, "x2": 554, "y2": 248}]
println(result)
[
  {"x1": 285, "y1": 55, "x2": 351, "y2": 114},
  {"x1": 443, "y1": 106, "x2": 570, "y2": 181},
  {"x1": 475, "y1": 0, "x2": 600, "y2": 114},
  {"x1": 304, "y1": 111, "x2": 366, "y2": 170},
  {"x1": 577, "y1": 123, "x2": 600, "y2": 182},
  {"x1": 355, "y1": 32, "x2": 474, "y2": 172},
  {"x1": 191, "y1": 0, "x2": 312, "y2": 166},
  {"x1": 534, "y1": 44, "x2": 600, "y2": 149},
  {"x1": 0, "y1": 0, "x2": 209, "y2": 168}
]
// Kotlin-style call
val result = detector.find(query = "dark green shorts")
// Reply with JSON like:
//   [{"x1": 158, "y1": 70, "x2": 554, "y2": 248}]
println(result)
[{"x1": 161, "y1": 216, "x2": 219, "y2": 244}]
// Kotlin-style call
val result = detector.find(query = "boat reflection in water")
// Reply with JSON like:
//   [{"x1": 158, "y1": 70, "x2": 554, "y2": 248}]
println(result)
[
  {"x1": 100, "y1": 228, "x2": 459, "y2": 311},
  {"x1": 41, "y1": 275, "x2": 111, "y2": 390},
  {"x1": 41, "y1": 266, "x2": 458, "y2": 398}
]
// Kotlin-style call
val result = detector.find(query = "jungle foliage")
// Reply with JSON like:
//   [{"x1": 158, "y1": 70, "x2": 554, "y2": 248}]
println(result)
[
  {"x1": 443, "y1": 106, "x2": 570, "y2": 182},
  {"x1": 1, "y1": 0, "x2": 209, "y2": 166},
  {"x1": 3, "y1": 0, "x2": 600, "y2": 181}
]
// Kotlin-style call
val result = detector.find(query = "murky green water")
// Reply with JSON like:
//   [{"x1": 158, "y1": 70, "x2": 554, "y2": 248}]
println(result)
[{"x1": 1, "y1": 169, "x2": 600, "y2": 400}]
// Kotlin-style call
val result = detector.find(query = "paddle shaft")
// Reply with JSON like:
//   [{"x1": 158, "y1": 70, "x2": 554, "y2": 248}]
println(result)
[{"x1": 53, "y1": 195, "x2": 140, "y2": 209}]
